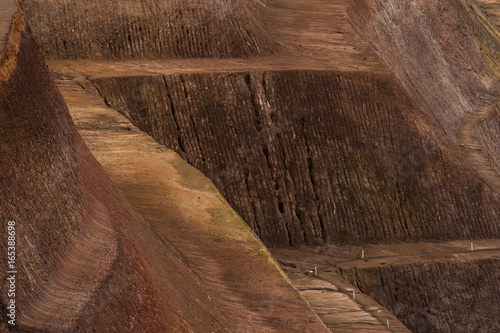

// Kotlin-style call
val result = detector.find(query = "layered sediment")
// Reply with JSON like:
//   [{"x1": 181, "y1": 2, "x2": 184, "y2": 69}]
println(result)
[
  {"x1": 7, "y1": 0, "x2": 500, "y2": 332},
  {"x1": 89, "y1": 70, "x2": 500, "y2": 247},
  {"x1": 0, "y1": 6, "x2": 225, "y2": 332},
  {"x1": 340, "y1": 259, "x2": 500, "y2": 333},
  {"x1": 348, "y1": 0, "x2": 500, "y2": 197},
  {"x1": 19, "y1": 0, "x2": 278, "y2": 59},
  {"x1": 348, "y1": 0, "x2": 500, "y2": 140},
  {"x1": 0, "y1": 4, "x2": 328, "y2": 332}
]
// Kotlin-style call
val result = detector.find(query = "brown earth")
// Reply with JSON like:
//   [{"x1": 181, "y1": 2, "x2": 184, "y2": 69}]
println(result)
[
  {"x1": 4, "y1": 0, "x2": 500, "y2": 332},
  {"x1": 342, "y1": 257, "x2": 500, "y2": 333},
  {"x1": 59, "y1": 78, "x2": 330, "y2": 333},
  {"x1": 20, "y1": 0, "x2": 387, "y2": 72},
  {"x1": 38, "y1": 0, "x2": 500, "y2": 249},
  {"x1": 18, "y1": 0, "x2": 278, "y2": 59},
  {"x1": 477, "y1": 0, "x2": 500, "y2": 30},
  {"x1": 348, "y1": 0, "x2": 500, "y2": 193},
  {"x1": 277, "y1": 261, "x2": 411, "y2": 332},
  {"x1": 0, "y1": 6, "x2": 229, "y2": 332},
  {"x1": 76, "y1": 70, "x2": 499, "y2": 247},
  {"x1": 274, "y1": 239, "x2": 500, "y2": 332},
  {"x1": 0, "y1": 4, "x2": 329, "y2": 332},
  {"x1": 0, "y1": 0, "x2": 16, "y2": 51}
]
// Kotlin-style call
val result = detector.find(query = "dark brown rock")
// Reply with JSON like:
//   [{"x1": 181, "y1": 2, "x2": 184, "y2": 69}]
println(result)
[
  {"x1": 340, "y1": 259, "x2": 500, "y2": 333},
  {"x1": 1, "y1": 6, "x2": 327, "y2": 332},
  {"x1": 90, "y1": 70, "x2": 500, "y2": 247},
  {"x1": 20, "y1": 0, "x2": 278, "y2": 59}
]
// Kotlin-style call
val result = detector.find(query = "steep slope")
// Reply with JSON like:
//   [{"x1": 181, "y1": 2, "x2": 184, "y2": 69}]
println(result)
[
  {"x1": 0, "y1": 6, "x2": 232, "y2": 333},
  {"x1": 0, "y1": 5, "x2": 328, "y2": 332},
  {"x1": 341, "y1": 258, "x2": 500, "y2": 333},
  {"x1": 59, "y1": 78, "x2": 330, "y2": 333},
  {"x1": 19, "y1": 0, "x2": 278, "y2": 59},
  {"x1": 13, "y1": 0, "x2": 500, "y2": 331},
  {"x1": 0, "y1": 6, "x2": 224, "y2": 332},
  {"x1": 348, "y1": 0, "x2": 500, "y2": 140},
  {"x1": 87, "y1": 71, "x2": 500, "y2": 247},
  {"x1": 22, "y1": 0, "x2": 387, "y2": 72},
  {"x1": 348, "y1": 0, "x2": 500, "y2": 194}
]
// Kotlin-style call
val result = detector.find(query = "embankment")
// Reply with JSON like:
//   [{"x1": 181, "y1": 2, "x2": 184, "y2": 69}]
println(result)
[
  {"x1": 340, "y1": 258, "x2": 500, "y2": 332},
  {"x1": 348, "y1": 0, "x2": 500, "y2": 198},
  {"x1": 19, "y1": 0, "x2": 278, "y2": 59},
  {"x1": 89, "y1": 70, "x2": 500, "y2": 247},
  {"x1": 0, "y1": 5, "x2": 231, "y2": 332},
  {"x1": 0, "y1": 5, "x2": 327, "y2": 332}
]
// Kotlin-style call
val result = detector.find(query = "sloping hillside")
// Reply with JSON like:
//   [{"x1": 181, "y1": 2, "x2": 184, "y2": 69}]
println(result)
[
  {"x1": 348, "y1": 0, "x2": 500, "y2": 192},
  {"x1": 0, "y1": 4, "x2": 328, "y2": 332},
  {"x1": 6, "y1": 0, "x2": 500, "y2": 332},
  {"x1": 19, "y1": 0, "x2": 278, "y2": 59}
]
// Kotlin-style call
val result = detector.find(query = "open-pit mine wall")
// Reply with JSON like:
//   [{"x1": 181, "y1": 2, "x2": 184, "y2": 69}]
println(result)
[
  {"x1": 348, "y1": 0, "x2": 500, "y2": 197},
  {"x1": 340, "y1": 258, "x2": 500, "y2": 332},
  {"x1": 0, "y1": 4, "x2": 331, "y2": 332},
  {"x1": 0, "y1": 5, "x2": 236, "y2": 332},
  {"x1": 89, "y1": 70, "x2": 500, "y2": 247},
  {"x1": 348, "y1": 0, "x2": 500, "y2": 141},
  {"x1": 19, "y1": 0, "x2": 277, "y2": 59}
]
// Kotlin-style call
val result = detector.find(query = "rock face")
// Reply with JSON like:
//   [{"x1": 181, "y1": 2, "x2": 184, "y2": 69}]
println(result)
[
  {"x1": 0, "y1": 7, "x2": 226, "y2": 332},
  {"x1": 6, "y1": 0, "x2": 500, "y2": 332},
  {"x1": 90, "y1": 70, "x2": 500, "y2": 247},
  {"x1": 19, "y1": 0, "x2": 278, "y2": 59},
  {"x1": 340, "y1": 259, "x2": 500, "y2": 333},
  {"x1": 348, "y1": 0, "x2": 500, "y2": 196},
  {"x1": 348, "y1": 0, "x2": 500, "y2": 141},
  {"x1": 0, "y1": 5, "x2": 328, "y2": 332}
]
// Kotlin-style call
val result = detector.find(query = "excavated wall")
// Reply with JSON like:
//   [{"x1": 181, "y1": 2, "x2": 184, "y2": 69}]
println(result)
[
  {"x1": 477, "y1": 106, "x2": 500, "y2": 174},
  {"x1": 347, "y1": 0, "x2": 500, "y2": 201},
  {"x1": 340, "y1": 259, "x2": 500, "y2": 333},
  {"x1": 348, "y1": 0, "x2": 500, "y2": 141},
  {"x1": 0, "y1": 5, "x2": 260, "y2": 332},
  {"x1": 90, "y1": 71, "x2": 500, "y2": 247},
  {"x1": 19, "y1": 0, "x2": 278, "y2": 59}
]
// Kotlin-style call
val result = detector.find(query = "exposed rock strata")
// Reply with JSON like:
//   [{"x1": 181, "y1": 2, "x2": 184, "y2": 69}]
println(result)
[
  {"x1": 348, "y1": 0, "x2": 500, "y2": 141},
  {"x1": 90, "y1": 71, "x2": 500, "y2": 247},
  {"x1": 0, "y1": 5, "x2": 327, "y2": 332},
  {"x1": 347, "y1": 0, "x2": 500, "y2": 197},
  {"x1": 0, "y1": 6, "x2": 228, "y2": 332},
  {"x1": 19, "y1": 0, "x2": 277, "y2": 59},
  {"x1": 477, "y1": 0, "x2": 500, "y2": 30},
  {"x1": 340, "y1": 259, "x2": 500, "y2": 333}
]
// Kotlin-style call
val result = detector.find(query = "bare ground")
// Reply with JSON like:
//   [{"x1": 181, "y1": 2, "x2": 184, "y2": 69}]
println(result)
[{"x1": 58, "y1": 78, "x2": 330, "y2": 332}]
